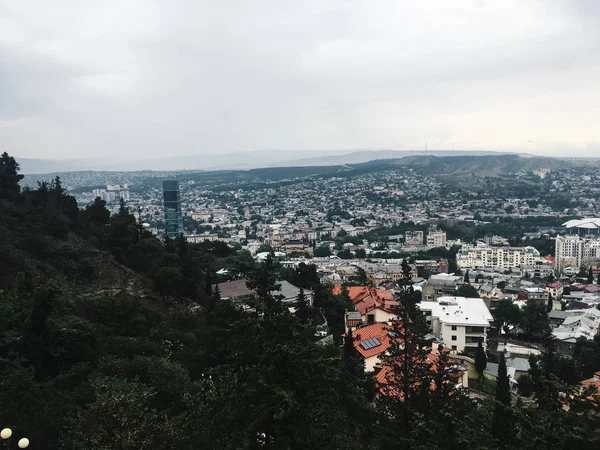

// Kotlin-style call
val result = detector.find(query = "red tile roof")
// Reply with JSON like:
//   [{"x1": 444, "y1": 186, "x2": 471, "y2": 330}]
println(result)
[
  {"x1": 333, "y1": 285, "x2": 398, "y2": 316},
  {"x1": 548, "y1": 282, "x2": 563, "y2": 289},
  {"x1": 353, "y1": 323, "x2": 394, "y2": 359}
]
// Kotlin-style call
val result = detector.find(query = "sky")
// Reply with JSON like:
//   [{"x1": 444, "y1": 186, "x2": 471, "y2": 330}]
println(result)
[{"x1": 1, "y1": 0, "x2": 599, "y2": 160}]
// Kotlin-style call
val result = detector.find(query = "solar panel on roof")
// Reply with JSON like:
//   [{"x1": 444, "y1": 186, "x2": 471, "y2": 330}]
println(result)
[{"x1": 360, "y1": 337, "x2": 382, "y2": 350}]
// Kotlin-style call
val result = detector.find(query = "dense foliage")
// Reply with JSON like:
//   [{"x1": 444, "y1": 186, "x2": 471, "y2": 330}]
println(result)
[{"x1": 1, "y1": 154, "x2": 599, "y2": 449}]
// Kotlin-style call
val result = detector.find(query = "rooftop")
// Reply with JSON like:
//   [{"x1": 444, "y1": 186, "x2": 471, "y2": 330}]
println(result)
[{"x1": 417, "y1": 296, "x2": 493, "y2": 326}]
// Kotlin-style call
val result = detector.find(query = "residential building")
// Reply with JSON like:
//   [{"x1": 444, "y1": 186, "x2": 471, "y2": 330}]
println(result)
[
  {"x1": 405, "y1": 230, "x2": 424, "y2": 246},
  {"x1": 337, "y1": 285, "x2": 398, "y2": 325},
  {"x1": 552, "y1": 308, "x2": 600, "y2": 355},
  {"x1": 421, "y1": 273, "x2": 464, "y2": 301},
  {"x1": 457, "y1": 244, "x2": 540, "y2": 271},
  {"x1": 427, "y1": 231, "x2": 447, "y2": 248},
  {"x1": 417, "y1": 296, "x2": 494, "y2": 353},
  {"x1": 520, "y1": 258, "x2": 554, "y2": 278},
  {"x1": 555, "y1": 234, "x2": 600, "y2": 274},
  {"x1": 547, "y1": 282, "x2": 564, "y2": 300},
  {"x1": 351, "y1": 322, "x2": 394, "y2": 372},
  {"x1": 163, "y1": 180, "x2": 183, "y2": 239}
]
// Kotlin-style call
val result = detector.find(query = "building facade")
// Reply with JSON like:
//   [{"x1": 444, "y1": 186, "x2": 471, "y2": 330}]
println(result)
[
  {"x1": 456, "y1": 245, "x2": 540, "y2": 271},
  {"x1": 163, "y1": 180, "x2": 184, "y2": 239},
  {"x1": 418, "y1": 296, "x2": 494, "y2": 353},
  {"x1": 555, "y1": 234, "x2": 600, "y2": 274},
  {"x1": 427, "y1": 231, "x2": 447, "y2": 248}
]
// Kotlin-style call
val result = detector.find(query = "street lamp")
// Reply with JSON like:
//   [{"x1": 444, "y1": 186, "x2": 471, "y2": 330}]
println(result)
[{"x1": 1, "y1": 428, "x2": 29, "y2": 448}]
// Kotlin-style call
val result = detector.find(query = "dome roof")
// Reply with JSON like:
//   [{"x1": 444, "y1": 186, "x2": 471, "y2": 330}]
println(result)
[{"x1": 562, "y1": 218, "x2": 600, "y2": 229}]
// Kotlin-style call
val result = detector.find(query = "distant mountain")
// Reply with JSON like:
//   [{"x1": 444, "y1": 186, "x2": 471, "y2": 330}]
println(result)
[
  {"x1": 276, "y1": 149, "x2": 527, "y2": 167},
  {"x1": 16, "y1": 149, "x2": 526, "y2": 174}
]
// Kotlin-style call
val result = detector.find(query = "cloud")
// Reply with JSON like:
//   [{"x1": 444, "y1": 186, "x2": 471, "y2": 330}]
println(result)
[{"x1": 0, "y1": 0, "x2": 599, "y2": 160}]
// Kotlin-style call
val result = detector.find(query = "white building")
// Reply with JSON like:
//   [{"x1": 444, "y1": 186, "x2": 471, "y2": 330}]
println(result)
[
  {"x1": 427, "y1": 231, "x2": 447, "y2": 248},
  {"x1": 418, "y1": 296, "x2": 494, "y2": 353},
  {"x1": 456, "y1": 244, "x2": 540, "y2": 271},
  {"x1": 555, "y1": 234, "x2": 600, "y2": 274}
]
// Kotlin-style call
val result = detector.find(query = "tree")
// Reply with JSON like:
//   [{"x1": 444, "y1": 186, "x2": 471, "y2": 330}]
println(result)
[
  {"x1": 205, "y1": 271, "x2": 213, "y2": 297},
  {"x1": 295, "y1": 287, "x2": 312, "y2": 325},
  {"x1": 494, "y1": 299, "x2": 522, "y2": 334},
  {"x1": 588, "y1": 266, "x2": 594, "y2": 284},
  {"x1": 597, "y1": 270, "x2": 600, "y2": 286},
  {"x1": 495, "y1": 353, "x2": 511, "y2": 406},
  {"x1": 475, "y1": 340, "x2": 487, "y2": 379},
  {"x1": 354, "y1": 248, "x2": 366, "y2": 259},
  {"x1": 119, "y1": 197, "x2": 129, "y2": 215},
  {"x1": 464, "y1": 270, "x2": 470, "y2": 283},
  {"x1": 547, "y1": 294, "x2": 553, "y2": 312},
  {"x1": 313, "y1": 246, "x2": 331, "y2": 258},
  {"x1": 521, "y1": 299, "x2": 551, "y2": 337},
  {"x1": 0, "y1": 151, "x2": 24, "y2": 197},
  {"x1": 83, "y1": 197, "x2": 111, "y2": 225},
  {"x1": 456, "y1": 284, "x2": 480, "y2": 298},
  {"x1": 492, "y1": 353, "x2": 513, "y2": 442}
]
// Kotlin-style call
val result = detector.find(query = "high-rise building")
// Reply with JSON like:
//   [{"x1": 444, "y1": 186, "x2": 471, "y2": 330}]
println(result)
[
  {"x1": 163, "y1": 180, "x2": 183, "y2": 239},
  {"x1": 555, "y1": 234, "x2": 600, "y2": 273},
  {"x1": 427, "y1": 231, "x2": 447, "y2": 248}
]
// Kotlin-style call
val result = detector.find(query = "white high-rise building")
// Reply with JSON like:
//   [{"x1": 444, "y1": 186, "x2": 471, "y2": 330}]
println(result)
[
  {"x1": 427, "y1": 231, "x2": 447, "y2": 248},
  {"x1": 555, "y1": 234, "x2": 600, "y2": 273},
  {"x1": 456, "y1": 244, "x2": 540, "y2": 271}
]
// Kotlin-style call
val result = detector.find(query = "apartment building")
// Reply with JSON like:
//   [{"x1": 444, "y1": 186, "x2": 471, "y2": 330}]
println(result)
[
  {"x1": 417, "y1": 296, "x2": 494, "y2": 353},
  {"x1": 456, "y1": 244, "x2": 540, "y2": 271},
  {"x1": 421, "y1": 273, "x2": 464, "y2": 301},
  {"x1": 427, "y1": 231, "x2": 447, "y2": 248},
  {"x1": 555, "y1": 234, "x2": 600, "y2": 274}
]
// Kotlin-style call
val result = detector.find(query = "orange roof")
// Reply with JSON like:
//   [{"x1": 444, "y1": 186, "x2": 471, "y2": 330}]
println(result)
[
  {"x1": 353, "y1": 323, "x2": 394, "y2": 359},
  {"x1": 580, "y1": 372, "x2": 600, "y2": 402},
  {"x1": 334, "y1": 285, "x2": 398, "y2": 316}
]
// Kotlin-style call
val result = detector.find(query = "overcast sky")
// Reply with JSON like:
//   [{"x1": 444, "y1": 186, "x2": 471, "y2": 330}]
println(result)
[{"x1": 1, "y1": 0, "x2": 599, "y2": 160}]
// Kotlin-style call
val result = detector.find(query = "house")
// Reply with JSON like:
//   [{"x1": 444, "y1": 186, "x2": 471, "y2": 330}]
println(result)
[
  {"x1": 335, "y1": 285, "x2": 399, "y2": 325},
  {"x1": 579, "y1": 371, "x2": 600, "y2": 405},
  {"x1": 216, "y1": 279, "x2": 314, "y2": 305},
  {"x1": 547, "y1": 282, "x2": 564, "y2": 300},
  {"x1": 417, "y1": 296, "x2": 494, "y2": 353},
  {"x1": 421, "y1": 273, "x2": 464, "y2": 301},
  {"x1": 351, "y1": 322, "x2": 395, "y2": 372},
  {"x1": 552, "y1": 308, "x2": 600, "y2": 355}
]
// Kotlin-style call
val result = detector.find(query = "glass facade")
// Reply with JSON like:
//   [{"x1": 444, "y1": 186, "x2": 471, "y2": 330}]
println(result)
[{"x1": 163, "y1": 180, "x2": 183, "y2": 239}]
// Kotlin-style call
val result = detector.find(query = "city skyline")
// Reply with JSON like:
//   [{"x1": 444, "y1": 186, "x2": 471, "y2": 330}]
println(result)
[{"x1": 1, "y1": 0, "x2": 599, "y2": 160}]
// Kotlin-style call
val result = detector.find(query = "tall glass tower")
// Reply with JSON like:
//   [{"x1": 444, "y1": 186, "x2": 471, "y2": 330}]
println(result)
[{"x1": 163, "y1": 180, "x2": 183, "y2": 239}]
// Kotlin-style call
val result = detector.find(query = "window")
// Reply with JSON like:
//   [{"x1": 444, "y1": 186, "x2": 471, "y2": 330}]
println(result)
[
  {"x1": 367, "y1": 314, "x2": 375, "y2": 324},
  {"x1": 451, "y1": 345, "x2": 457, "y2": 351},
  {"x1": 451, "y1": 335, "x2": 457, "y2": 341},
  {"x1": 451, "y1": 325, "x2": 457, "y2": 330}
]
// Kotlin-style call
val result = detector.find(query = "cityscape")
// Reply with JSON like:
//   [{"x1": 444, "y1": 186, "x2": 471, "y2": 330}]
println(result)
[{"x1": 2, "y1": 0, "x2": 600, "y2": 448}]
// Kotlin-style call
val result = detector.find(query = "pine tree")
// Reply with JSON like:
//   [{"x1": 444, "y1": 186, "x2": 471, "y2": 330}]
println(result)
[
  {"x1": 464, "y1": 270, "x2": 470, "y2": 284},
  {"x1": 205, "y1": 271, "x2": 213, "y2": 297},
  {"x1": 547, "y1": 294, "x2": 553, "y2": 312},
  {"x1": 343, "y1": 329, "x2": 364, "y2": 377},
  {"x1": 295, "y1": 287, "x2": 311, "y2": 324},
  {"x1": 0, "y1": 151, "x2": 24, "y2": 197},
  {"x1": 495, "y1": 353, "x2": 511, "y2": 406},
  {"x1": 119, "y1": 197, "x2": 128, "y2": 215},
  {"x1": 475, "y1": 340, "x2": 487, "y2": 379},
  {"x1": 588, "y1": 267, "x2": 594, "y2": 284},
  {"x1": 597, "y1": 270, "x2": 600, "y2": 286},
  {"x1": 492, "y1": 352, "x2": 513, "y2": 443}
]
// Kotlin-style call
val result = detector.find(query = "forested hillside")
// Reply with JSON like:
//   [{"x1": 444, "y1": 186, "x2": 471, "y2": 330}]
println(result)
[{"x1": 1, "y1": 152, "x2": 599, "y2": 449}]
